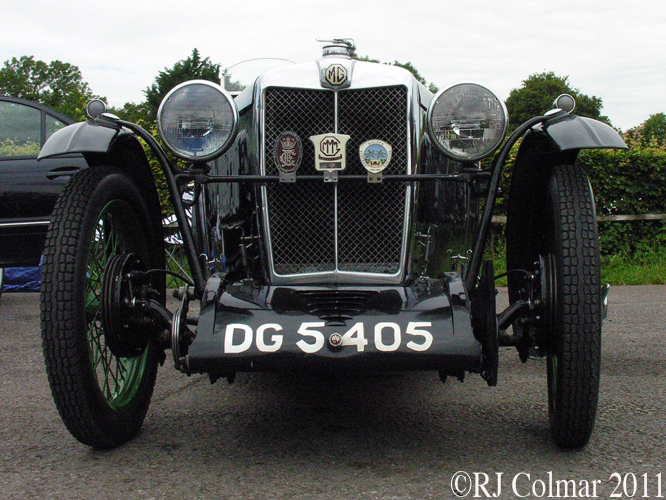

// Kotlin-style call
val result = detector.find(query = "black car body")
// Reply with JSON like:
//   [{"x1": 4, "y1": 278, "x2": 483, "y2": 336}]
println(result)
[
  {"x1": 0, "y1": 96, "x2": 87, "y2": 267},
  {"x1": 38, "y1": 40, "x2": 627, "y2": 450}
]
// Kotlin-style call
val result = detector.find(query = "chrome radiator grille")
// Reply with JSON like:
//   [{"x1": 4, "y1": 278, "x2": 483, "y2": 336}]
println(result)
[{"x1": 264, "y1": 86, "x2": 409, "y2": 277}]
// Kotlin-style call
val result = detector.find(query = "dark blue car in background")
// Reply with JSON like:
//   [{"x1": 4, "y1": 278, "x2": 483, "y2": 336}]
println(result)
[{"x1": 0, "y1": 95, "x2": 88, "y2": 293}]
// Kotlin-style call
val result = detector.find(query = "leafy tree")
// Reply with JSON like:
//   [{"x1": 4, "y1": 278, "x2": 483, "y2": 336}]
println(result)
[
  {"x1": 0, "y1": 138, "x2": 40, "y2": 157},
  {"x1": 625, "y1": 113, "x2": 666, "y2": 149},
  {"x1": 144, "y1": 48, "x2": 221, "y2": 121},
  {"x1": 390, "y1": 61, "x2": 439, "y2": 93},
  {"x1": 221, "y1": 70, "x2": 246, "y2": 92},
  {"x1": 0, "y1": 55, "x2": 97, "y2": 119},
  {"x1": 111, "y1": 101, "x2": 151, "y2": 126},
  {"x1": 354, "y1": 55, "x2": 439, "y2": 92},
  {"x1": 353, "y1": 54, "x2": 380, "y2": 63},
  {"x1": 505, "y1": 71, "x2": 610, "y2": 131},
  {"x1": 112, "y1": 49, "x2": 222, "y2": 215}
]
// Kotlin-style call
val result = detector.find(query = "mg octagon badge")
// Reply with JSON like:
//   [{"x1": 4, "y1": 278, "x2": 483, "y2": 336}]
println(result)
[{"x1": 325, "y1": 64, "x2": 348, "y2": 86}]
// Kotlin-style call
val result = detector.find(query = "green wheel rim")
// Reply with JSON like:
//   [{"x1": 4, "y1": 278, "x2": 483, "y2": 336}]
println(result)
[{"x1": 84, "y1": 200, "x2": 150, "y2": 410}]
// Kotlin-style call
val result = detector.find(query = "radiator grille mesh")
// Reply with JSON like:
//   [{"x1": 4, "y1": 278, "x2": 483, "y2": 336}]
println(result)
[{"x1": 264, "y1": 86, "x2": 408, "y2": 276}]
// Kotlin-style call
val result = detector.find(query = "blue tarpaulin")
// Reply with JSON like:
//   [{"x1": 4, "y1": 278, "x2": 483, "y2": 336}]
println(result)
[{"x1": 2, "y1": 264, "x2": 41, "y2": 292}]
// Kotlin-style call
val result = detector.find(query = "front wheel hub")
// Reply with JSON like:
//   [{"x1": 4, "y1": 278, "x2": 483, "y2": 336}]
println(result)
[{"x1": 101, "y1": 253, "x2": 152, "y2": 358}]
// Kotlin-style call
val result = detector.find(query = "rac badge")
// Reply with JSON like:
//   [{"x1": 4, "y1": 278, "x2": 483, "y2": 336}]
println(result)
[
  {"x1": 274, "y1": 132, "x2": 303, "y2": 182},
  {"x1": 359, "y1": 139, "x2": 392, "y2": 183},
  {"x1": 309, "y1": 133, "x2": 351, "y2": 182},
  {"x1": 325, "y1": 64, "x2": 348, "y2": 86}
]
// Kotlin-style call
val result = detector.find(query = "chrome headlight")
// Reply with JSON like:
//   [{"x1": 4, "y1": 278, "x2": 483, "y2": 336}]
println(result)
[
  {"x1": 427, "y1": 83, "x2": 508, "y2": 162},
  {"x1": 157, "y1": 80, "x2": 239, "y2": 162}
]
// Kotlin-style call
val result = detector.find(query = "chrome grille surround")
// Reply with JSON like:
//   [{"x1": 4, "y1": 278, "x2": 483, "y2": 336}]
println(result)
[{"x1": 259, "y1": 62, "x2": 415, "y2": 285}]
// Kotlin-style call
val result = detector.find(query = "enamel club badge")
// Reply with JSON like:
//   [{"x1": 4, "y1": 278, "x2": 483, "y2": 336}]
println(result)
[
  {"x1": 274, "y1": 132, "x2": 303, "y2": 182},
  {"x1": 359, "y1": 139, "x2": 392, "y2": 183}
]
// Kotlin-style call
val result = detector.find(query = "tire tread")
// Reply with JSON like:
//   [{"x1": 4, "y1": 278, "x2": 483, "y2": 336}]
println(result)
[
  {"x1": 41, "y1": 166, "x2": 159, "y2": 448},
  {"x1": 548, "y1": 165, "x2": 601, "y2": 448}
]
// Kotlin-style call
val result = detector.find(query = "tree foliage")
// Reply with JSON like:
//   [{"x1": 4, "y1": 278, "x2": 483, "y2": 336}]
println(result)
[
  {"x1": 390, "y1": 61, "x2": 439, "y2": 93},
  {"x1": 111, "y1": 101, "x2": 152, "y2": 126},
  {"x1": 354, "y1": 55, "x2": 439, "y2": 92},
  {"x1": 0, "y1": 55, "x2": 97, "y2": 119},
  {"x1": 0, "y1": 138, "x2": 40, "y2": 157},
  {"x1": 505, "y1": 71, "x2": 609, "y2": 131},
  {"x1": 624, "y1": 113, "x2": 666, "y2": 149},
  {"x1": 114, "y1": 49, "x2": 222, "y2": 215},
  {"x1": 144, "y1": 49, "x2": 221, "y2": 121}
]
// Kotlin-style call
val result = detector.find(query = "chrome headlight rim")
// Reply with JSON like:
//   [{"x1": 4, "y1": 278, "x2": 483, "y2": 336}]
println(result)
[
  {"x1": 157, "y1": 80, "x2": 239, "y2": 163},
  {"x1": 426, "y1": 82, "x2": 508, "y2": 162}
]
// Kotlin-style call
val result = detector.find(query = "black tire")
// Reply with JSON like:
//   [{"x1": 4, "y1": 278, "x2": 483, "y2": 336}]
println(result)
[
  {"x1": 543, "y1": 165, "x2": 601, "y2": 448},
  {"x1": 41, "y1": 166, "x2": 165, "y2": 448}
]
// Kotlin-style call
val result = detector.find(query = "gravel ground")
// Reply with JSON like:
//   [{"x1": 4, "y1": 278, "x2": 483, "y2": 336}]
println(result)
[{"x1": 1, "y1": 286, "x2": 664, "y2": 499}]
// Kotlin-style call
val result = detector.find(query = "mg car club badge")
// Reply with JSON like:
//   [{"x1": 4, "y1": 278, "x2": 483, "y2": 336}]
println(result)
[
  {"x1": 309, "y1": 133, "x2": 351, "y2": 182},
  {"x1": 273, "y1": 132, "x2": 303, "y2": 182},
  {"x1": 359, "y1": 139, "x2": 392, "y2": 183}
]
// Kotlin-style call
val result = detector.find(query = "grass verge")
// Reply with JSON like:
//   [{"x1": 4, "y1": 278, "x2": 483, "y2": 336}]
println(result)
[
  {"x1": 600, "y1": 247, "x2": 666, "y2": 285},
  {"x1": 486, "y1": 243, "x2": 666, "y2": 286}
]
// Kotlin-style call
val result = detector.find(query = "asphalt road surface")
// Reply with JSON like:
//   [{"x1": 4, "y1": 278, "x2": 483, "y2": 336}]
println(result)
[{"x1": 1, "y1": 286, "x2": 665, "y2": 499}]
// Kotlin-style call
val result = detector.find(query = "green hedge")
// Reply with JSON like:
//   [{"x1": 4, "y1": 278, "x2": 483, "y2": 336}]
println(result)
[
  {"x1": 490, "y1": 146, "x2": 666, "y2": 257},
  {"x1": 578, "y1": 148, "x2": 666, "y2": 255}
]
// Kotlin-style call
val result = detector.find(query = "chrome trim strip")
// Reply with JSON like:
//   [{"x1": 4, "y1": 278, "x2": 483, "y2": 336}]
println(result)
[
  {"x1": 333, "y1": 90, "x2": 339, "y2": 270},
  {"x1": 0, "y1": 219, "x2": 50, "y2": 228},
  {"x1": 271, "y1": 270, "x2": 402, "y2": 286},
  {"x1": 258, "y1": 60, "x2": 414, "y2": 90},
  {"x1": 258, "y1": 82, "x2": 277, "y2": 279},
  {"x1": 601, "y1": 283, "x2": 610, "y2": 320},
  {"x1": 334, "y1": 183, "x2": 339, "y2": 270},
  {"x1": 334, "y1": 91, "x2": 339, "y2": 134}
]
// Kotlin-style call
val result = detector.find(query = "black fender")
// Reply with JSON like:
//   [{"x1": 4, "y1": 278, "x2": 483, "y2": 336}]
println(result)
[
  {"x1": 39, "y1": 120, "x2": 135, "y2": 159},
  {"x1": 510, "y1": 114, "x2": 627, "y2": 174},
  {"x1": 504, "y1": 116, "x2": 626, "y2": 302},
  {"x1": 39, "y1": 120, "x2": 164, "y2": 255},
  {"x1": 531, "y1": 114, "x2": 626, "y2": 152}
]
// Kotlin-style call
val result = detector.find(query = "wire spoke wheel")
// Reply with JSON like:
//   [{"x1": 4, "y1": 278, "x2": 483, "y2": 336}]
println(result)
[
  {"x1": 41, "y1": 166, "x2": 164, "y2": 448},
  {"x1": 86, "y1": 201, "x2": 150, "y2": 408}
]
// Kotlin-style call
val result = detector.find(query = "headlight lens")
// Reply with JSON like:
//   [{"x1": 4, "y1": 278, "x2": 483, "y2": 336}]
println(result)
[
  {"x1": 427, "y1": 83, "x2": 508, "y2": 162},
  {"x1": 157, "y1": 80, "x2": 239, "y2": 162}
]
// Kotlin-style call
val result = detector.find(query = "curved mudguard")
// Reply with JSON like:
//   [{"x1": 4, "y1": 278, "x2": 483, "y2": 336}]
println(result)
[
  {"x1": 38, "y1": 120, "x2": 135, "y2": 159},
  {"x1": 527, "y1": 114, "x2": 626, "y2": 154},
  {"x1": 507, "y1": 114, "x2": 627, "y2": 232},
  {"x1": 185, "y1": 274, "x2": 483, "y2": 375},
  {"x1": 504, "y1": 115, "x2": 625, "y2": 305},
  {"x1": 36, "y1": 120, "x2": 164, "y2": 265}
]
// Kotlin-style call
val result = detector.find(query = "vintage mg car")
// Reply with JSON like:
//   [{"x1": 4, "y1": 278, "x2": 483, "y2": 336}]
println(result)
[{"x1": 38, "y1": 39, "x2": 626, "y2": 449}]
